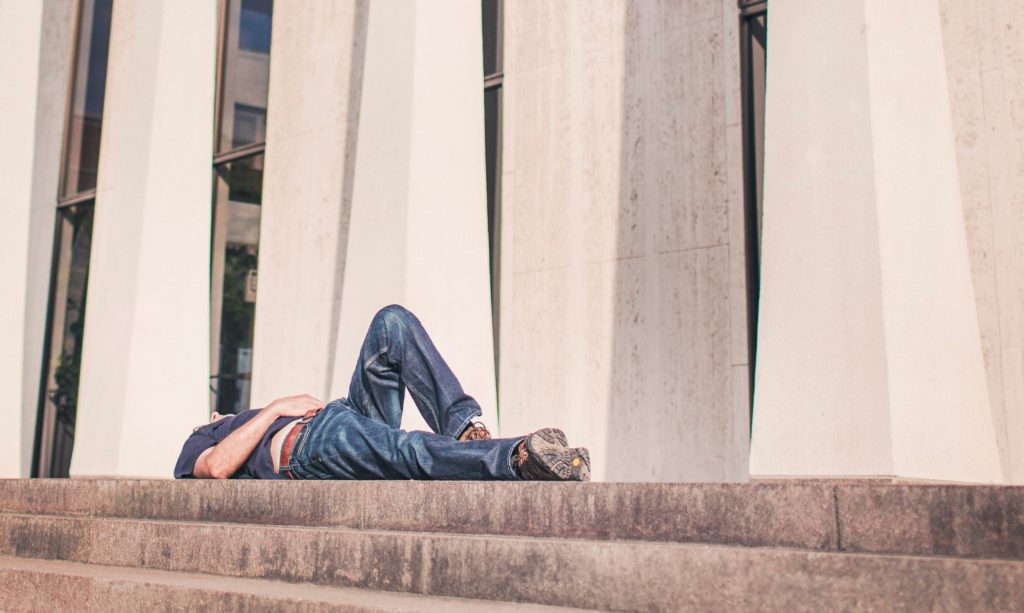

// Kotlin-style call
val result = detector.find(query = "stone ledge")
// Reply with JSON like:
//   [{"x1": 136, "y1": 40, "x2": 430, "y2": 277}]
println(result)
[
  {"x1": 0, "y1": 555, "x2": 584, "y2": 613},
  {"x1": 1, "y1": 513, "x2": 1021, "y2": 611},
  {"x1": 0, "y1": 479, "x2": 1020, "y2": 558}
]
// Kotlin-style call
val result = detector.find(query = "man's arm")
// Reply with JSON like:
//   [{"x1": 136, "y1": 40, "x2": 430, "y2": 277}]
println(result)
[{"x1": 193, "y1": 394, "x2": 324, "y2": 479}]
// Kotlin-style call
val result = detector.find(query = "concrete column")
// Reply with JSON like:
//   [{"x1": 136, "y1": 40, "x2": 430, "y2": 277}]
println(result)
[
  {"x1": 499, "y1": 2, "x2": 747, "y2": 481},
  {"x1": 250, "y1": 1, "x2": 369, "y2": 406},
  {"x1": 70, "y1": 0, "x2": 217, "y2": 477},
  {"x1": 749, "y1": 0, "x2": 1003, "y2": 483},
  {"x1": 940, "y1": 0, "x2": 1024, "y2": 484},
  {"x1": 0, "y1": 0, "x2": 75, "y2": 477},
  {"x1": 326, "y1": 0, "x2": 497, "y2": 431}
]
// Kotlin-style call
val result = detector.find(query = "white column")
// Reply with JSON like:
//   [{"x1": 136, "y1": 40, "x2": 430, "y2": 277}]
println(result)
[
  {"x1": 749, "y1": 0, "x2": 1003, "y2": 483},
  {"x1": 0, "y1": 0, "x2": 74, "y2": 477},
  {"x1": 327, "y1": 0, "x2": 498, "y2": 430},
  {"x1": 71, "y1": 0, "x2": 217, "y2": 477},
  {"x1": 250, "y1": 1, "x2": 368, "y2": 406}
]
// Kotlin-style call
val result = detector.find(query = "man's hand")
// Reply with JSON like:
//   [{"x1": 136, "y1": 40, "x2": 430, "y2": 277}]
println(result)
[
  {"x1": 193, "y1": 393, "x2": 324, "y2": 479},
  {"x1": 266, "y1": 394, "x2": 325, "y2": 418}
]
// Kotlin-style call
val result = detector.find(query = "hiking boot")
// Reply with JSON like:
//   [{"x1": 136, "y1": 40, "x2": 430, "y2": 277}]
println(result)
[
  {"x1": 458, "y1": 420, "x2": 492, "y2": 441},
  {"x1": 514, "y1": 427, "x2": 590, "y2": 481}
]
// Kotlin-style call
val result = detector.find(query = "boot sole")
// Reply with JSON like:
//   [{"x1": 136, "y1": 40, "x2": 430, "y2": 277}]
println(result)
[{"x1": 526, "y1": 428, "x2": 591, "y2": 481}]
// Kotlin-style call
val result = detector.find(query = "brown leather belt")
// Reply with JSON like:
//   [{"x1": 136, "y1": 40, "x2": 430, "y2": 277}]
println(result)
[{"x1": 279, "y1": 408, "x2": 321, "y2": 479}]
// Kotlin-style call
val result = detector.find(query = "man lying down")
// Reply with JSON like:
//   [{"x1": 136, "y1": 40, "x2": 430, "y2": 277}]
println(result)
[{"x1": 174, "y1": 305, "x2": 590, "y2": 482}]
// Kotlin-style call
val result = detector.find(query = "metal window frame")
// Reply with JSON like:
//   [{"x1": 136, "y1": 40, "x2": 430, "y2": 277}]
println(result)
[{"x1": 738, "y1": 0, "x2": 767, "y2": 414}]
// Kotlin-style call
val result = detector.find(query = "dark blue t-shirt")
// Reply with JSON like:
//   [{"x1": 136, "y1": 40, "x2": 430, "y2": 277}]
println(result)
[{"x1": 173, "y1": 409, "x2": 297, "y2": 479}]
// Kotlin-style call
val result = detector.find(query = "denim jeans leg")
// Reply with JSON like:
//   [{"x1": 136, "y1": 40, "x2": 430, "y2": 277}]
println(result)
[
  {"x1": 285, "y1": 402, "x2": 522, "y2": 480},
  {"x1": 346, "y1": 305, "x2": 482, "y2": 437}
]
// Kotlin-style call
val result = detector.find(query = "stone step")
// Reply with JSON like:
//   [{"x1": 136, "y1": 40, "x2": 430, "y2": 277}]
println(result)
[
  {"x1": 1, "y1": 479, "x2": 1021, "y2": 559},
  {"x1": 0, "y1": 555, "x2": 589, "y2": 612},
  {"x1": 1, "y1": 512, "x2": 1021, "y2": 611}
]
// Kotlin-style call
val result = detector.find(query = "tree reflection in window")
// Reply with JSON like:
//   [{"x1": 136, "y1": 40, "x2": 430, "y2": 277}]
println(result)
[{"x1": 39, "y1": 204, "x2": 94, "y2": 477}]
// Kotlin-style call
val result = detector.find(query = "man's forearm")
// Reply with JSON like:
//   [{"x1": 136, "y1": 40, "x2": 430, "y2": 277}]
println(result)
[{"x1": 194, "y1": 408, "x2": 282, "y2": 479}]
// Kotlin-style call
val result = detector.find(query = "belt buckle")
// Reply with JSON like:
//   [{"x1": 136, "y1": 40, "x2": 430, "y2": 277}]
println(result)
[{"x1": 298, "y1": 406, "x2": 322, "y2": 424}]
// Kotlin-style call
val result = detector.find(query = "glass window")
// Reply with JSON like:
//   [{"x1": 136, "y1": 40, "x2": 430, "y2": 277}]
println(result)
[
  {"x1": 61, "y1": 0, "x2": 113, "y2": 198},
  {"x1": 485, "y1": 87, "x2": 501, "y2": 266},
  {"x1": 740, "y1": 1, "x2": 767, "y2": 412},
  {"x1": 210, "y1": 155, "x2": 263, "y2": 414},
  {"x1": 35, "y1": 0, "x2": 114, "y2": 478},
  {"x1": 211, "y1": 0, "x2": 273, "y2": 415},
  {"x1": 238, "y1": 0, "x2": 273, "y2": 53},
  {"x1": 483, "y1": 0, "x2": 504, "y2": 405},
  {"x1": 217, "y1": 0, "x2": 273, "y2": 153},
  {"x1": 231, "y1": 103, "x2": 267, "y2": 151},
  {"x1": 35, "y1": 204, "x2": 94, "y2": 477},
  {"x1": 751, "y1": 14, "x2": 766, "y2": 252},
  {"x1": 482, "y1": 0, "x2": 501, "y2": 78}
]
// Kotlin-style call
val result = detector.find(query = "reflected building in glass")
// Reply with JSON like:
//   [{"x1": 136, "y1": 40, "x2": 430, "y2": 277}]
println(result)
[
  {"x1": 33, "y1": 0, "x2": 112, "y2": 478},
  {"x1": 210, "y1": 0, "x2": 273, "y2": 415}
]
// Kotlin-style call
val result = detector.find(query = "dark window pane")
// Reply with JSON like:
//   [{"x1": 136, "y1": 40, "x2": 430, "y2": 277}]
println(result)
[
  {"x1": 217, "y1": 0, "x2": 273, "y2": 153},
  {"x1": 740, "y1": 8, "x2": 768, "y2": 412},
  {"x1": 482, "y1": 0, "x2": 501, "y2": 76},
  {"x1": 485, "y1": 88, "x2": 500, "y2": 238},
  {"x1": 752, "y1": 30, "x2": 766, "y2": 253},
  {"x1": 62, "y1": 0, "x2": 113, "y2": 198},
  {"x1": 36, "y1": 204, "x2": 94, "y2": 477},
  {"x1": 484, "y1": 86, "x2": 502, "y2": 391},
  {"x1": 210, "y1": 155, "x2": 264, "y2": 414},
  {"x1": 216, "y1": 152, "x2": 264, "y2": 204},
  {"x1": 231, "y1": 103, "x2": 267, "y2": 151},
  {"x1": 239, "y1": 0, "x2": 273, "y2": 53}
]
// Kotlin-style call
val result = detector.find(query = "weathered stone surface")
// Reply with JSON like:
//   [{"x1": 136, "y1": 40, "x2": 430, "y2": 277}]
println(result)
[
  {"x1": 0, "y1": 555, "x2": 581, "y2": 613},
  {"x1": 3, "y1": 479, "x2": 1023, "y2": 561},
  {"x1": 836, "y1": 482, "x2": 1024, "y2": 559},
  {"x1": 0, "y1": 480, "x2": 836, "y2": 550},
  {"x1": 0, "y1": 514, "x2": 1021, "y2": 612},
  {"x1": 501, "y1": 0, "x2": 748, "y2": 484}
]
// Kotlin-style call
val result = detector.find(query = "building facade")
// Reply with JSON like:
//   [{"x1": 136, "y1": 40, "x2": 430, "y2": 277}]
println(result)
[{"x1": 1, "y1": 0, "x2": 1021, "y2": 483}]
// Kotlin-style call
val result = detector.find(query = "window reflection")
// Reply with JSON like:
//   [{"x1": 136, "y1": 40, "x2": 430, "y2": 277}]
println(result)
[
  {"x1": 752, "y1": 14, "x2": 766, "y2": 256},
  {"x1": 217, "y1": 0, "x2": 273, "y2": 152},
  {"x1": 482, "y1": 0, "x2": 500, "y2": 77},
  {"x1": 740, "y1": 2, "x2": 767, "y2": 410},
  {"x1": 238, "y1": 0, "x2": 273, "y2": 53},
  {"x1": 61, "y1": 0, "x2": 113, "y2": 197},
  {"x1": 483, "y1": 0, "x2": 504, "y2": 397},
  {"x1": 210, "y1": 155, "x2": 264, "y2": 414},
  {"x1": 211, "y1": 0, "x2": 274, "y2": 415},
  {"x1": 37, "y1": 205, "x2": 94, "y2": 477}
]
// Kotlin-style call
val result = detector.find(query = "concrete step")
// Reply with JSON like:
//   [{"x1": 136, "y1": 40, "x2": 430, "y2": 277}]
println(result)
[
  {"x1": 1, "y1": 512, "x2": 1021, "y2": 611},
  {"x1": 0, "y1": 555, "x2": 589, "y2": 612},
  {"x1": 0, "y1": 479, "x2": 1021, "y2": 559}
]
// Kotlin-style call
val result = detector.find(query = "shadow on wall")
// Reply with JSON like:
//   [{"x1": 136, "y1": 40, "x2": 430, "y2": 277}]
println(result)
[{"x1": 604, "y1": 2, "x2": 738, "y2": 482}]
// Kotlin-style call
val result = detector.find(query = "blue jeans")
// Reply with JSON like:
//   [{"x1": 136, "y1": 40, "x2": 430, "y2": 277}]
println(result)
[{"x1": 283, "y1": 305, "x2": 523, "y2": 480}]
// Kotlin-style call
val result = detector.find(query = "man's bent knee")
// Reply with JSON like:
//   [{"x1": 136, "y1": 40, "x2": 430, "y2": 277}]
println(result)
[{"x1": 374, "y1": 304, "x2": 415, "y2": 330}]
